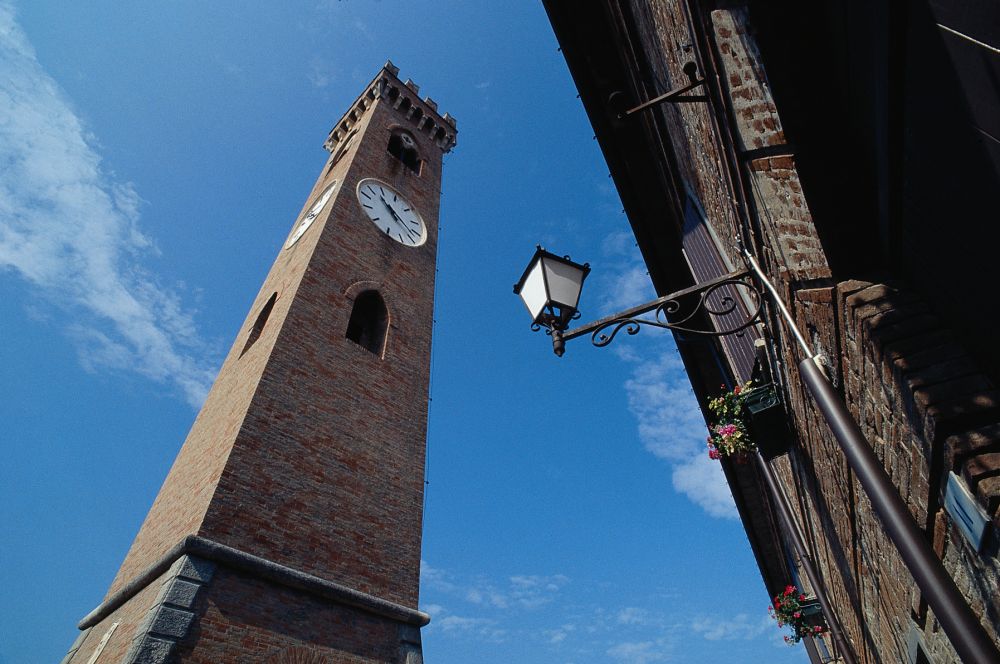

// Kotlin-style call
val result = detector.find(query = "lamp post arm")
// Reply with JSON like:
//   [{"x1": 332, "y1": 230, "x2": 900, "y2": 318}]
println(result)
[{"x1": 560, "y1": 268, "x2": 753, "y2": 345}]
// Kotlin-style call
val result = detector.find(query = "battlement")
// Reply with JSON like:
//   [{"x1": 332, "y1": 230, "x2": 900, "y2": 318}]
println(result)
[{"x1": 324, "y1": 60, "x2": 457, "y2": 154}]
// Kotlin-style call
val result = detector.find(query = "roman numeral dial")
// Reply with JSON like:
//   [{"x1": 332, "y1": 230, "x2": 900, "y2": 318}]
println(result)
[{"x1": 356, "y1": 178, "x2": 426, "y2": 247}]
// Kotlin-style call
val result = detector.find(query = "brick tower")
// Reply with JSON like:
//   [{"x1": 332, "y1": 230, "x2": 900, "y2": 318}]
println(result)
[{"x1": 62, "y1": 61, "x2": 457, "y2": 664}]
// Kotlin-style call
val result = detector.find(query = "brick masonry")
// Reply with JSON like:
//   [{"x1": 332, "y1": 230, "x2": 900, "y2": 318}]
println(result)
[
  {"x1": 64, "y1": 64, "x2": 454, "y2": 662},
  {"x1": 618, "y1": 3, "x2": 1000, "y2": 662}
]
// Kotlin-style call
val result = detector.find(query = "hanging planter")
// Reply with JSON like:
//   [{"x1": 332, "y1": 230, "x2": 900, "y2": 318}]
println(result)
[
  {"x1": 706, "y1": 381, "x2": 792, "y2": 460},
  {"x1": 705, "y1": 382, "x2": 756, "y2": 459},
  {"x1": 742, "y1": 382, "x2": 792, "y2": 460},
  {"x1": 769, "y1": 585, "x2": 827, "y2": 644}
]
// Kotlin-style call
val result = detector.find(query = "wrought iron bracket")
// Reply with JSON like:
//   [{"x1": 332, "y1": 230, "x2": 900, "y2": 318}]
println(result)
[
  {"x1": 622, "y1": 62, "x2": 708, "y2": 117},
  {"x1": 547, "y1": 268, "x2": 762, "y2": 355}
]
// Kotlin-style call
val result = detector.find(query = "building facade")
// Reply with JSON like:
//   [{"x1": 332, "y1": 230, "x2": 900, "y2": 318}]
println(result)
[
  {"x1": 544, "y1": 2, "x2": 1000, "y2": 662},
  {"x1": 62, "y1": 62, "x2": 456, "y2": 664}
]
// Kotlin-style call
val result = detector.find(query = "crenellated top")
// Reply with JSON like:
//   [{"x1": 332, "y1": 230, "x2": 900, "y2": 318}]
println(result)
[{"x1": 323, "y1": 60, "x2": 458, "y2": 154}]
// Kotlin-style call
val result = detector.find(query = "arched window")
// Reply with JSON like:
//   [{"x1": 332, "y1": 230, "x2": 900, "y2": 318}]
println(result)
[
  {"x1": 345, "y1": 290, "x2": 388, "y2": 355},
  {"x1": 241, "y1": 292, "x2": 277, "y2": 357},
  {"x1": 387, "y1": 129, "x2": 422, "y2": 174}
]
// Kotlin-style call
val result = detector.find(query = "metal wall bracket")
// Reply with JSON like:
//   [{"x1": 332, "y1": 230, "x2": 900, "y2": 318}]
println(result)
[
  {"x1": 622, "y1": 62, "x2": 708, "y2": 117},
  {"x1": 556, "y1": 268, "x2": 762, "y2": 353}
]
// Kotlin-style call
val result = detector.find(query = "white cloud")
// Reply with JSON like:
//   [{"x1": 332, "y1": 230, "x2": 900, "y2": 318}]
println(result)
[
  {"x1": 437, "y1": 614, "x2": 508, "y2": 642},
  {"x1": 352, "y1": 18, "x2": 374, "y2": 43},
  {"x1": 616, "y1": 607, "x2": 651, "y2": 626},
  {"x1": 601, "y1": 264, "x2": 654, "y2": 316},
  {"x1": 671, "y1": 452, "x2": 737, "y2": 519},
  {"x1": 308, "y1": 56, "x2": 335, "y2": 89},
  {"x1": 545, "y1": 623, "x2": 576, "y2": 644},
  {"x1": 606, "y1": 639, "x2": 671, "y2": 664},
  {"x1": 421, "y1": 561, "x2": 569, "y2": 612},
  {"x1": 0, "y1": 3, "x2": 215, "y2": 407},
  {"x1": 508, "y1": 574, "x2": 570, "y2": 608},
  {"x1": 691, "y1": 611, "x2": 772, "y2": 641},
  {"x1": 623, "y1": 352, "x2": 707, "y2": 461},
  {"x1": 622, "y1": 352, "x2": 736, "y2": 519}
]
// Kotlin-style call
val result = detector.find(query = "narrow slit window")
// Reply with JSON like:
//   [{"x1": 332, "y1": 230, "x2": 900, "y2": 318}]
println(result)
[
  {"x1": 387, "y1": 130, "x2": 422, "y2": 174},
  {"x1": 241, "y1": 292, "x2": 277, "y2": 357},
  {"x1": 345, "y1": 290, "x2": 388, "y2": 355}
]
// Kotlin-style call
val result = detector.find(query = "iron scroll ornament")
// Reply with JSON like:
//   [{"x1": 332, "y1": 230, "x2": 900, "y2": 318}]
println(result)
[
  {"x1": 546, "y1": 269, "x2": 765, "y2": 356},
  {"x1": 590, "y1": 276, "x2": 763, "y2": 347}
]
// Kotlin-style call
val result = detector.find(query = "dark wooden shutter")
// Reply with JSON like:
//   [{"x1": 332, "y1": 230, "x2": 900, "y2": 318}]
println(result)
[{"x1": 680, "y1": 196, "x2": 757, "y2": 381}]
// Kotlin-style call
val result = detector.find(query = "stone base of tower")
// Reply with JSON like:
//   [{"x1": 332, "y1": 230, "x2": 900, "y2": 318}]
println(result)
[{"x1": 62, "y1": 538, "x2": 427, "y2": 664}]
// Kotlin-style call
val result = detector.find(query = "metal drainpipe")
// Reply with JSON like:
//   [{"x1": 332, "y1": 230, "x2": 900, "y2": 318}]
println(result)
[
  {"x1": 754, "y1": 451, "x2": 858, "y2": 664},
  {"x1": 742, "y1": 249, "x2": 1000, "y2": 664}
]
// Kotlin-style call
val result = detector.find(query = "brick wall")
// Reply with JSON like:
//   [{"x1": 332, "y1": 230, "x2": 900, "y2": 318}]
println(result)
[
  {"x1": 173, "y1": 567, "x2": 405, "y2": 663},
  {"x1": 618, "y1": 3, "x2": 1000, "y2": 662}
]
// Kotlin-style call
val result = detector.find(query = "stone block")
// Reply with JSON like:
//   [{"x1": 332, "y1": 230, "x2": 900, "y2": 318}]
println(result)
[
  {"x1": 147, "y1": 606, "x2": 194, "y2": 639},
  {"x1": 128, "y1": 636, "x2": 175, "y2": 664},
  {"x1": 174, "y1": 555, "x2": 216, "y2": 584},
  {"x1": 160, "y1": 578, "x2": 201, "y2": 609}
]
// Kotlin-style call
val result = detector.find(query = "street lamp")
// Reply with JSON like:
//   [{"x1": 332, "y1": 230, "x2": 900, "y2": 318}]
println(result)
[
  {"x1": 512, "y1": 246, "x2": 591, "y2": 356},
  {"x1": 514, "y1": 246, "x2": 763, "y2": 356}
]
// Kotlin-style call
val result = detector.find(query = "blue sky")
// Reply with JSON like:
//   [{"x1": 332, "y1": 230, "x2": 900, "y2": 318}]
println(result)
[{"x1": 0, "y1": 2, "x2": 806, "y2": 662}]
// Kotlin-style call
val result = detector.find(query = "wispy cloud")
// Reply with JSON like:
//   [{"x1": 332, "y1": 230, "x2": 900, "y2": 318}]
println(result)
[
  {"x1": 0, "y1": 3, "x2": 216, "y2": 406},
  {"x1": 691, "y1": 611, "x2": 772, "y2": 641},
  {"x1": 598, "y1": 233, "x2": 737, "y2": 519},
  {"x1": 672, "y1": 452, "x2": 738, "y2": 518},
  {"x1": 606, "y1": 639, "x2": 673, "y2": 664},
  {"x1": 436, "y1": 614, "x2": 507, "y2": 642},
  {"x1": 422, "y1": 561, "x2": 569, "y2": 611},
  {"x1": 308, "y1": 55, "x2": 335, "y2": 89},
  {"x1": 421, "y1": 562, "x2": 788, "y2": 660},
  {"x1": 616, "y1": 606, "x2": 652, "y2": 626},
  {"x1": 352, "y1": 17, "x2": 375, "y2": 43}
]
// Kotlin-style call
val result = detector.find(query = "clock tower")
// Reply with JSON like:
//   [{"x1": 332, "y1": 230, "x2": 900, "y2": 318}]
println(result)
[{"x1": 62, "y1": 61, "x2": 456, "y2": 664}]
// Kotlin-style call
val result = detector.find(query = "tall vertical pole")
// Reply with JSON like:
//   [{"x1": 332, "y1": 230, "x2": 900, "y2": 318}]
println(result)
[{"x1": 799, "y1": 359, "x2": 1000, "y2": 664}]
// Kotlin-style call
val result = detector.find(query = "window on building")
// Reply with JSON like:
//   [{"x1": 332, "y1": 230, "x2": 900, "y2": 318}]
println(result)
[
  {"x1": 241, "y1": 292, "x2": 277, "y2": 357},
  {"x1": 388, "y1": 129, "x2": 422, "y2": 174},
  {"x1": 345, "y1": 290, "x2": 388, "y2": 355}
]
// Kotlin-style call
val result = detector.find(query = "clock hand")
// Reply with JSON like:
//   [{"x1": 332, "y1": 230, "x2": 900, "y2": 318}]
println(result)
[{"x1": 381, "y1": 201, "x2": 406, "y2": 229}]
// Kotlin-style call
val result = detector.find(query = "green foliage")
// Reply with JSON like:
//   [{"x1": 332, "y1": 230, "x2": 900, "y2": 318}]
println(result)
[
  {"x1": 705, "y1": 381, "x2": 756, "y2": 459},
  {"x1": 769, "y1": 585, "x2": 827, "y2": 644}
]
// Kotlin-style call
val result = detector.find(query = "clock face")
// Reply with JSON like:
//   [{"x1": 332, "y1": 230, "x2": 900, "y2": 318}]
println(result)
[
  {"x1": 356, "y1": 178, "x2": 426, "y2": 247},
  {"x1": 286, "y1": 181, "x2": 337, "y2": 248}
]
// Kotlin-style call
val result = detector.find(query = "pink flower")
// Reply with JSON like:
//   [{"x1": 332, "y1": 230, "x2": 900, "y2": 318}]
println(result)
[
  {"x1": 718, "y1": 423, "x2": 738, "y2": 437},
  {"x1": 785, "y1": 585, "x2": 796, "y2": 594},
  {"x1": 793, "y1": 612, "x2": 801, "y2": 619},
  {"x1": 733, "y1": 385, "x2": 741, "y2": 395},
  {"x1": 799, "y1": 594, "x2": 806, "y2": 601}
]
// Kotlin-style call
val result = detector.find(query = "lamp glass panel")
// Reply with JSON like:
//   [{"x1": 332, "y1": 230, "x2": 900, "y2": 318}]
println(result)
[
  {"x1": 518, "y1": 259, "x2": 548, "y2": 321},
  {"x1": 542, "y1": 256, "x2": 585, "y2": 310}
]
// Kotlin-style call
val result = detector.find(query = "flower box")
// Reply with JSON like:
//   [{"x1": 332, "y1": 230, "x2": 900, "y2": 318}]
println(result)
[
  {"x1": 742, "y1": 383, "x2": 792, "y2": 460},
  {"x1": 770, "y1": 586, "x2": 827, "y2": 644}
]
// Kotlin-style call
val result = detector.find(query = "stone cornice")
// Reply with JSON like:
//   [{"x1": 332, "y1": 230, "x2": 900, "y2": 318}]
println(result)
[
  {"x1": 77, "y1": 535, "x2": 430, "y2": 631},
  {"x1": 323, "y1": 60, "x2": 457, "y2": 154}
]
